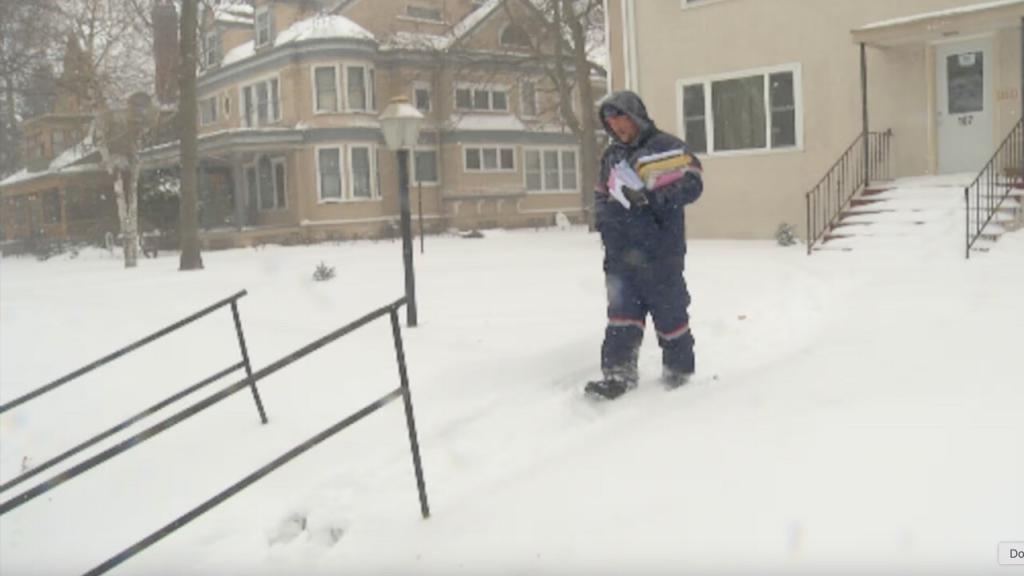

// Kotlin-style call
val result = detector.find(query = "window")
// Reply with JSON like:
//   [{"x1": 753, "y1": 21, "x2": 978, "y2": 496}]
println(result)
[
  {"x1": 405, "y1": 5, "x2": 443, "y2": 21},
  {"x1": 500, "y1": 24, "x2": 531, "y2": 48},
  {"x1": 223, "y1": 95, "x2": 231, "y2": 117},
  {"x1": 42, "y1": 190, "x2": 61, "y2": 224},
  {"x1": 464, "y1": 146, "x2": 515, "y2": 172},
  {"x1": 681, "y1": 84, "x2": 706, "y2": 153},
  {"x1": 413, "y1": 83, "x2": 431, "y2": 113},
  {"x1": 455, "y1": 85, "x2": 510, "y2": 112},
  {"x1": 318, "y1": 148, "x2": 343, "y2": 201},
  {"x1": 524, "y1": 148, "x2": 578, "y2": 192},
  {"x1": 679, "y1": 64, "x2": 800, "y2": 154},
  {"x1": 204, "y1": 31, "x2": 221, "y2": 68},
  {"x1": 200, "y1": 96, "x2": 218, "y2": 125},
  {"x1": 253, "y1": 156, "x2": 286, "y2": 210},
  {"x1": 346, "y1": 65, "x2": 375, "y2": 111},
  {"x1": 52, "y1": 130, "x2": 65, "y2": 152},
  {"x1": 314, "y1": 66, "x2": 338, "y2": 113},
  {"x1": 520, "y1": 80, "x2": 537, "y2": 117},
  {"x1": 242, "y1": 78, "x2": 280, "y2": 127},
  {"x1": 255, "y1": 6, "x2": 272, "y2": 48},
  {"x1": 350, "y1": 146, "x2": 376, "y2": 199},
  {"x1": 412, "y1": 149, "x2": 438, "y2": 184},
  {"x1": 246, "y1": 166, "x2": 258, "y2": 211}
]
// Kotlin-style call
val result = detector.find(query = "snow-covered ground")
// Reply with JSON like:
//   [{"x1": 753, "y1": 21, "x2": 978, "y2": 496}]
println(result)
[{"x1": 1, "y1": 197, "x2": 1022, "y2": 575}]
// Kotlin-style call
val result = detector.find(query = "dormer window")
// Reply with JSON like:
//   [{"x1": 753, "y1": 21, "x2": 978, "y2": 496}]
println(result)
[
  {"x1": 204, "y1": 31, "x2": 221, "y2": 68},
  {"x1": 405, "y1": 4, "x2": 443, "y2": 22},
  {"x1": 255, "y1": 6, "x2": 272, "y2": 48},
  {"x1": 500, "y1": 24, "x2": 531, "y2": 48}
]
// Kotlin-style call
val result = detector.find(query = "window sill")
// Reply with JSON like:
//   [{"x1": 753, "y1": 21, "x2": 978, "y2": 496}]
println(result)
[
  {"x1": 318, "y1": 197, "x2": 383, "y2": 204},
  {"x1": 680, "y1": 0, "x2": 736, "y2": 11},
  {"x1": 526, "y1": 189, "x2": 579, "y2": 195}
]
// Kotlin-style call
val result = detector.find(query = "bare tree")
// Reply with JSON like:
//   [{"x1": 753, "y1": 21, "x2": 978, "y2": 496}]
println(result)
[
  {"x1": 502, "y1": 0, "x2": 604, "y2": 228},
  {"x1": 0, "y1": 0, "x2": 62, "y2": 177},
  {"x1": 178, "y1": 0, "x2": 204, "y2": 270},
  {"x1": 94, "y1": 93, "x2": 160, "y2": 267}
]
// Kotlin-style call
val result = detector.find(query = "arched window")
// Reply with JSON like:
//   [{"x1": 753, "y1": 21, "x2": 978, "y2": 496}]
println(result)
[{"x1": 500, "y1": 24, "x2": 531, "y2": 48}]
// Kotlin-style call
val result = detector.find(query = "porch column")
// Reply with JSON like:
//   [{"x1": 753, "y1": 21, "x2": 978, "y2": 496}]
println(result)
[
  {"x1": 1020, "y1": 18, "x2": 1023, "y2": 122},
  {"x1": 231, "y1": 154, "x2": 247, "y2": 229},
  {"x1": 861, "y1": 42, "x2": 870, "y2": 185}
]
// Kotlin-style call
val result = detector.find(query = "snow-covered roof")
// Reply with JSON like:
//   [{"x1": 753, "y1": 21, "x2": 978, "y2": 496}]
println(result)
[
  {"x1": 446, "y1": 114, "x2": 527, "y2": 131},
  {"x1": 448, "y1": 0, "x2": 503, "y2": 46},
  {"x1": 214, "y1": 2, "x2": 253, "y2": 26},
  {"x1": 0, "y1": 133, "x2": 102, "y2": 190},
  {"x1": 382, "y1": 31, "x2": 450, "y2": 52},
  {"x1": 857, "y1": 0, "x2": 1024, "y2": 30},
  {"x1": 275, "y1": 13, "x2": 374, "y2": 44},
  {"x1": 221, "y1": 14, "x2": 375, "y2": 67}
]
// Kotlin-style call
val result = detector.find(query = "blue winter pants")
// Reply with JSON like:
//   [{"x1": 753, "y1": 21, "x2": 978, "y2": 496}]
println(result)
[{"x1": 601, "y1": 261, "x2": 694, "y2": 381}]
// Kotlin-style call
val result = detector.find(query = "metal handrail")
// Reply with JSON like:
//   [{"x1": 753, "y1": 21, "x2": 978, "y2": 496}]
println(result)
[
  {"x1": 83, "y1": 301, "x2": 428, "y2": 576},
  {"x1": 805, "y1": 130, "x2": 892, "y2": 254},
  {"x1": 0, "y1": 290, "x2": 259, "y2": 415},
  {"x1": 0, "y1": 291, "x2": 267, "y2": 494},
  {"x1": 0, "y1": 297, "x2": 429, "y2": 576},
  {"x1": 965, "y1": 118, "x2": 1023, "y2": 258}
]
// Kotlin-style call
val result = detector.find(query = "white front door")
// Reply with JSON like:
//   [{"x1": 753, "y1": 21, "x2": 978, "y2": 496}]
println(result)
[{"x1": 936, "y1": 38, "x2": 993, "y2": 174}]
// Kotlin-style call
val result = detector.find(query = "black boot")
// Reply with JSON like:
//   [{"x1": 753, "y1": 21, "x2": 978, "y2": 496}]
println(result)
[{"x1": 585, "y1": 377, "x2": 636, "y2": 400}]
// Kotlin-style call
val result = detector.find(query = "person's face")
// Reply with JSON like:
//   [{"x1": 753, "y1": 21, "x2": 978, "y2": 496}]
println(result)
[{"x1": 605, "y1": 111, "x2": 639, "y2": 144}]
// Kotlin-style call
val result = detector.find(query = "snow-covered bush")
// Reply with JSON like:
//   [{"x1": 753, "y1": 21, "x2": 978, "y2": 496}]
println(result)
[
  {"x1": 775, "y1": 223, "x2": 799, "y2": 247},
  {"x1": 313, "y1": 261, "x2": 336, "y2": 282}
]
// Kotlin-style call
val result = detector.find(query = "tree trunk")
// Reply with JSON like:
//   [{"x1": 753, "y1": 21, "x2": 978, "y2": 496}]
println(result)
[
  {"x1": 178, "y1": 0, "x2": 203, "y2": 270},
  {"x1": 113, "y1": 169, "x2": 138, "y2": 267}
]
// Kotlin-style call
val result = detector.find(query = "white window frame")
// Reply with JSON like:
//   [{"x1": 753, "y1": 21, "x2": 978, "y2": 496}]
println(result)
[
  {"x1": 463, "y1": 145, "x2": 516, "y2": 173},
  {"x1": 247, "y1": 156, "x2": 287, "y2": 212},
  {"x1": 523, "y1": 147, "x2": 579, "y2": 193},
  {"x1": 676, "y1": 63, "x2": 803, "y2": 157},
  {"x1": 316, "y1": 145, "x2": 345, "y2": 203},
  {"x1": 412, "y1": 82, "x2": 432, "y2": 113},
  {"x1": 454, "y1": 83, "x2": 510, "y2": 112},
  {"x1": 348, "y1": 144, "x2": 380, "y2": 200},
  {"x1": 312, "y1": 64, "x2": 341, "y2": 114},
  {"x1": 409, "y1": 147, "x2": 439, "y2": 185},
  {"x1": 519, "y1": 79, "x2": 538, "y2": 118},
  {"x1": 344, "y1": 64, "x2": 376, "y2": 113},
  {"x1": 240, "y1": 75, "x2": 281, "y2": 127},
  {"x1": 203, "y1": 31, "x2": 220, "y2": 68},
  {"x1": 255, "y1": 5, "x2": 272, "y2": 48}
]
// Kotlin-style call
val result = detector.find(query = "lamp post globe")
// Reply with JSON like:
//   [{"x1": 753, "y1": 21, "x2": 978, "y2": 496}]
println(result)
[{"x1": 379, "y1": 97, "x2": 425, "y2": 327}]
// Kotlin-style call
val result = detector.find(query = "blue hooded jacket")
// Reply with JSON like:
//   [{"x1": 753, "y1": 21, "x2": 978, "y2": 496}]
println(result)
[{"x1": 596, "y1": 91, "x2": 703, "y2": 272}]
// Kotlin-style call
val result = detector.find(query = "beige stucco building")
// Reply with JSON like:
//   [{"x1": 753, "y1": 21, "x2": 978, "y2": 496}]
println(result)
[{"x1": 606, "y1": 0, "x2": 1023, "y2": 239}]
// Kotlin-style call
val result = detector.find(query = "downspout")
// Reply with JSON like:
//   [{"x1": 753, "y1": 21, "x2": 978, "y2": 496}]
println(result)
[
  {"x1": 603, "y1": 0, "x2": 612, "y2": 91},
  {"x1": 626, "y1": 0, "x2": 639, "y2": 91},
  {"x1": 861, "y1": 42, "x2": 869, "y2": 185}
]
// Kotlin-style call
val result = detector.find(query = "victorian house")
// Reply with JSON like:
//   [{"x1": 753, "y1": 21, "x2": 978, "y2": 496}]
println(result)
[{"x1": 140, "y1": 0, "x2": 601, "y2": 248}]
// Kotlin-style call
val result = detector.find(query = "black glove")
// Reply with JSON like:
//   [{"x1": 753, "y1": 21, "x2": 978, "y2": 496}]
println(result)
[{"x1": 623, "y1": 186, "x2": 648, "y2": 208}]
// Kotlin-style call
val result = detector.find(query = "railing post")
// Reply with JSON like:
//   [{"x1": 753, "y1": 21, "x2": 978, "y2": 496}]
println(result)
[
  {"x1": 806, "y1": 193, "x2": 812, "y2": 255},
  {"x1": 230, "y1": 301, "x2": 268, "y2": 425},
  {"x1": 390, "y1": 307, "x2": 430, "y2": 519},
  {"x1": 964, "y1": 187, "x2": 971, "y2": 260},
  {"x1": 861, "y1": 43, "x2": 870, "y2": 186}
]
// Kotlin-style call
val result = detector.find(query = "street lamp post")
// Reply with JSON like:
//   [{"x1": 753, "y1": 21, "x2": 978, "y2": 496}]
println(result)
[{"x1": 379, "y1": 97, "x2": 424, "y2": 327}]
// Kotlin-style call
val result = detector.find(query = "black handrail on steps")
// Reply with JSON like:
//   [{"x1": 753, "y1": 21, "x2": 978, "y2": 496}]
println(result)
[
  {"x1": 81, "y1": 297, "x2": 428, "y2": 576},
  {"x1": 805, "y1": 130, "x2": 892, "y2": 254},
  {"x1": 965, "y1": 118, "x2": 1023, "y2": 258},
  {"x1": 0, "y1": 290, "x2": 266, "y2": 494}
]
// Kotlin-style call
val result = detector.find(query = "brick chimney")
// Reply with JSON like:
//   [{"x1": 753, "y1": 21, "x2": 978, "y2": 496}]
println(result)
[{"x1": 153, "y1": 0, "x2": 179, "y2": 105}]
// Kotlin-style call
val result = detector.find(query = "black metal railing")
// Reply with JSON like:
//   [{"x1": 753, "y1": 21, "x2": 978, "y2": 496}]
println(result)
[
  {"x1": 805, "y1": 130, "x2": 892, "y2": 254},
  {"x1": 82, "y1": 297, "x2": 427, "y2": 576},
  {"x1": 0, "y1": 297, "x2": 428, "y2": 575},
  {"x1": 0, "y1": 291, "x2": 266, "y2": 494},
  {"x1": 965, "y1": 118, "x2": 1023, "y2": 258}
]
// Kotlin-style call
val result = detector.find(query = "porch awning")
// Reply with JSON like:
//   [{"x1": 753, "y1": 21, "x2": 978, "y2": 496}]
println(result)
[{"x1": 852, "y1": 0, "x2": 1024, "y2": 47}]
